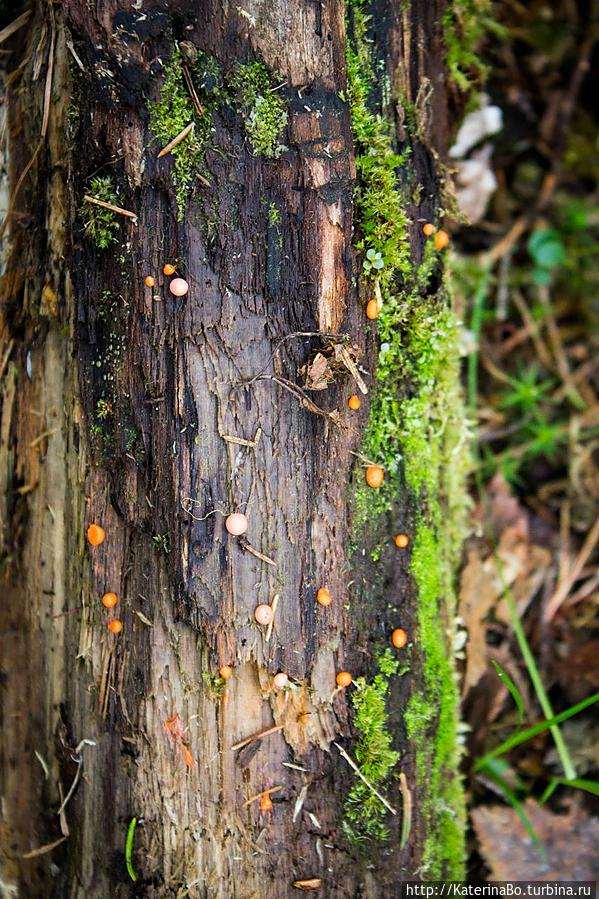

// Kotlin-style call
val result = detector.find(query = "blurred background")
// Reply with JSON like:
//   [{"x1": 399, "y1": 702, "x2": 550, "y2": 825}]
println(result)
[{"x1": 451, "y1": 0, "x2": 599, "y2": 881}]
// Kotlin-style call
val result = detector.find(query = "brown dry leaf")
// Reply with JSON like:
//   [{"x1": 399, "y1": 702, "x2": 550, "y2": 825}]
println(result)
[
  {"x1": 302, "y1": 353, "x2": 333, "y2": 390},
  {"x1": 472, "y1": 799, "x2": 599, "y2": 880},
  {"x1": 459, "y1": 526, "x2": 551, "y2": 693}
]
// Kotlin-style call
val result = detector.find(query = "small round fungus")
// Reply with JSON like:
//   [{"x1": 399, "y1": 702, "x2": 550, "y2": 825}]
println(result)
[
  {"x1": 254, "y1": 604, "x2": 274, "y2": 626},
  {"x1": 365, "y1": 465, "x2": 384, "y2": 488},
  {"x1": 392, "y1": 628, "x2": 408, "y2": 648},
  {"x1": 102, "y1": 592, "x2": 118, "y2": 608},
  {"x1": 169, "y1": 278, "x2": 189, "y2": 296},
  {"x1": 336, "y1": 671, "x2": 352, "y2": 687},
  {"x1": 87, "y1": 524, "x2": 105, "y2": 546},
  {"x1": 108, "y1": 620, "x2": 122, "y2": 634},
  {"x1": 225, "y1": 513, "x2": 248, "y2": 536}
]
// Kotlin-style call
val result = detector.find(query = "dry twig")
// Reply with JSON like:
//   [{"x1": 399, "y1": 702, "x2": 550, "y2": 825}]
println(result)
[
  {"x1": 333, "y1": 742, "x2": 396, "y2": 815},
  {"x1": 83, "y1": 195, "x2": 137, "y2": 220},
  {"x1": 232, "y1": 724, "x2": 284, "y2": 752}
]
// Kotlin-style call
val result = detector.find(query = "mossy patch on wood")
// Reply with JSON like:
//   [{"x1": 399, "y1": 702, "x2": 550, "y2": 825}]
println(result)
[{"x1": 346, "y1": 0, "x2": 470, "y2": 875}]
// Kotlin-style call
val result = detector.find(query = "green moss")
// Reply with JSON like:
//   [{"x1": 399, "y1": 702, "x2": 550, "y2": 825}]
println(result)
[
  {"x1": 346, "y1": 0, "x2": 470, "y2": 874},
  {"x1": 149, "y1": 47, "x2": 214, "y2": 220},
  {"x1": 80, "y1": 176, "x2": 120, "y2": 248},
  {"x1": 227, "y1": 61, "x2": 287, "y2": 157},
  {"x1": 343, "y1": 650, "x2": 401, "y2": 843},
  {"x1": 443, "y1": 1, "x2": 506, "y2": 96},
  {"x1": 149, "y1": 50, "x2": 288, "y2": 217}
]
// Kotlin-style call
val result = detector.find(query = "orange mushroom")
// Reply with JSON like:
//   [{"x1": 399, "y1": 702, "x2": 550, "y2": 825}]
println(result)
[
  {"x1": 348, "y1": 395, "x2": 360, "y2": 410},
  {"x1": 317, "y1": 587, "x2": 332, "y2": 607},
  {"x1": 260, "y1": 794, "x2": 273, "y2": 813},
  {"x1": 336, "y1": 671, "x2": 352, "y2": 687},
  {"x1": 395, "y1": 534, "x2": 409, "y2": 548},
  {"x1": 422, "y1": 223, "x2": 435, "y2": 236},
  {"x1": 163, "y1": 263, "x2": 175, "y2": 275},
  {"x1": 434, "y1": 230, "x2": 449, "y2": 249},
  {"x1": 365, "y1": 465, "x2": 384, "y2": 488},
  {"x1": 87, "y1": 524, "x2": 105, "y2": 546},
  {"x1": 366, "y1": 299, "x2": 379, "y2": 320},
  {"x1": 145, "y1": 276, "x2": 155, "y2": 287},
  {"x1": 102, "y1": 592, "x2": 118, "y2": 608},
  {"x1": 219, "y1": 665, "x2": 233, "y2": 680},
  {"x1": 392, "y1": 628, "x2": 408, "y2": 648},
  {"x1": 108, "y1": 620, "x2": 122, "y2": 634}
]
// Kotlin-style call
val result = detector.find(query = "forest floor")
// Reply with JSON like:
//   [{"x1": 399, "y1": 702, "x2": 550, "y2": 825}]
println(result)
[{"x1": 452, "y1": 0, "x2": 599, "y2": 880}]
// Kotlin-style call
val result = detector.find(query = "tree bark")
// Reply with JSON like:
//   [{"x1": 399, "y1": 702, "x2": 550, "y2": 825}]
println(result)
[{"x1": 0, "y1": 1, "x2": 454, "y2": 896}]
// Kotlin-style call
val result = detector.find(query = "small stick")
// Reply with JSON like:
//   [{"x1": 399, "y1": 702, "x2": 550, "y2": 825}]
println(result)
[
  {"x1": 265, "y1": 593, "x2": 279, "y2": 642},
  {"x1": 157, "y1": 123, "x2": 194, "y2": 158},
  {"x1": 182, "y1": 64, "x2": 204, "y2": 116},
  {"x1": 242, "y1": 785, "x2": 283, "y2": 807},
  {"x1": 197, "y1": 173, "x2": 212, "y2": 187},
  {"x1": 338, "y1": 346, "x2": 368, "y2": 395},
  {"x1": 282, "y1": 761, "x2": 308, "y2": 772},
  {"x1": 30, "y1": 428, "x2": 57, "y2": 447},
  {"x1": 231, "y1": 724, "x2": 284, "y2": 752},
  {"x1": 83, "y1": 195, "x2": 137, "y2": 220},
  {"x1": 333, "y1": 742, "x2": 396, "y2": 815},
  {"x1": 22, "y1": 837, "x2": 66, "y2": 859},
  {"x1": 544, "y1": 515, "x2": 599, "y2": 622},
  {"x1": 399, "y1": 771, "x2": 412, "y2": 849},
  {"x1": 222, "y1": 427, "x2": 262, "y2": 448},
  {"x1": 242, "y1": 540, "x2": 276, "y2": 567},
  {"x1": 0, "y1": 10, "x2": 31, "y2": 45},
  {"x1": 293, "y1": 880, "x2": 322, "y2": 891},
  {"x1": 53, "y1": 606, "x2": 83, "y2": 619}
]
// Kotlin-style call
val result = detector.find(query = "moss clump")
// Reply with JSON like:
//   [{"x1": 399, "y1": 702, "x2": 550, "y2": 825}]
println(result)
[
  {"x1": 150, "y1": 50, "x2": 288, "y2": 217},
  {"x1": 347, "y1": 8, "x2": 410, "y2": 287},
  {"x1": 227, "y1": 61, "x2": 287, "y2": 157},
  {"x1": 343, "y1": 649, "x2": 401, "y2": 843},
  {"x1": 443, "y1": 1, "x2": 506, "y2": 95},
  {"x1": 149, "y1": 47, "x2": 213, "y2": 219},
  {"x1": 80, "y1": 176, "x2": 120, "y2": 248}
]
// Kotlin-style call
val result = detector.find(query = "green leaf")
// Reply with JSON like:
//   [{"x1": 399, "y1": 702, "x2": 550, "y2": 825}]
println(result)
[
  {"x1": 491, "y1": 660, "x2": 523, "y2": 729},
  {"x1": 527, "y1": 229, "x2": 565, "y2": 268}
]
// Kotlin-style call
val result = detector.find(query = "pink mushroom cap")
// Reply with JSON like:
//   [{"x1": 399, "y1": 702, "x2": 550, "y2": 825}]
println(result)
[
  {"x1": 273, "y1": 672, "x2": 288, "y2": 690},
  {"x1": 225, "y1": 512, "x2": 248, "y2": 536},
  {"x1": 254, "y1": 604, "x2": 274, "y2": 626},
  {"x1": 169, "y1": 277, "x2": 189, "y2": 296}
]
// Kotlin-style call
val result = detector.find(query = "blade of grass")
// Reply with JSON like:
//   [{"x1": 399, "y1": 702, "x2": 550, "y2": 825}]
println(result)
[
  {"x1": 126, "y1": 817, "x2": 137, "y2": 882},
  {"x1": 468, "y1": 265, "x2": 492, "y2": 412},
  {"x1": 475, "y1": 690, "x2": 599, "y2": 770},
  {"x1": 498, "y1": 571, "x2": 577, "y2": 780},
  {"x1": 550, "y1": 777, "x2": 599, "y2": 798},
  {"x1": 491, "y1": 660, "x2": 524, "y2": 728}
]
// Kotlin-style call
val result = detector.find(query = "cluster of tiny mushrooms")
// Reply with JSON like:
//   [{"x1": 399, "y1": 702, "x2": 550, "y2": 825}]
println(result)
[{"x1": 82, "y1": 196, "x2": 452, "y2": 856}]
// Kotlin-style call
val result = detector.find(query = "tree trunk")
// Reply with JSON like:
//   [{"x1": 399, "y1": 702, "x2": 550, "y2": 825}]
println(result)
[{"x1": 0, "y1": 1, "x2": 462, "y2": 896}]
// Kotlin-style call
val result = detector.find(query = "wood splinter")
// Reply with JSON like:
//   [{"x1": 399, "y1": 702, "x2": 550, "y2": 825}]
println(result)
[
  {"x1": 240, "y1": 538, "x2": 276, "y2": 567},
  {"x1": 157, "y1": 122, "x2": 194, "y2": 158},
  {"x1": 293, "y1": 880, "x2": 322, "y2": 891},
  {"x1": 265, "y1": 593, "x2": 279, "y2": 642},
  {"x1": 83, "y1": 195, "x2": 137, "y2": 220},
  {"x1": 231, "y1": 723, "x2": 284, "y2": 752},
  {"x1": 242, "y1": 785, "x2": 282, "y2": 807},
  {"x1": 333, "y1": 742, "x2": 396, "y2": 815}
]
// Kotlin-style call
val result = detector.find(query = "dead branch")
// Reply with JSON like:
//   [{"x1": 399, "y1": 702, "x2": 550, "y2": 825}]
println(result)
[
  {"x1": 333, "y1": 742, "x2": 396, "y2": 815},
  {"x1": 231, "y1": 724, "x2": 284, "y2": 752}
]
